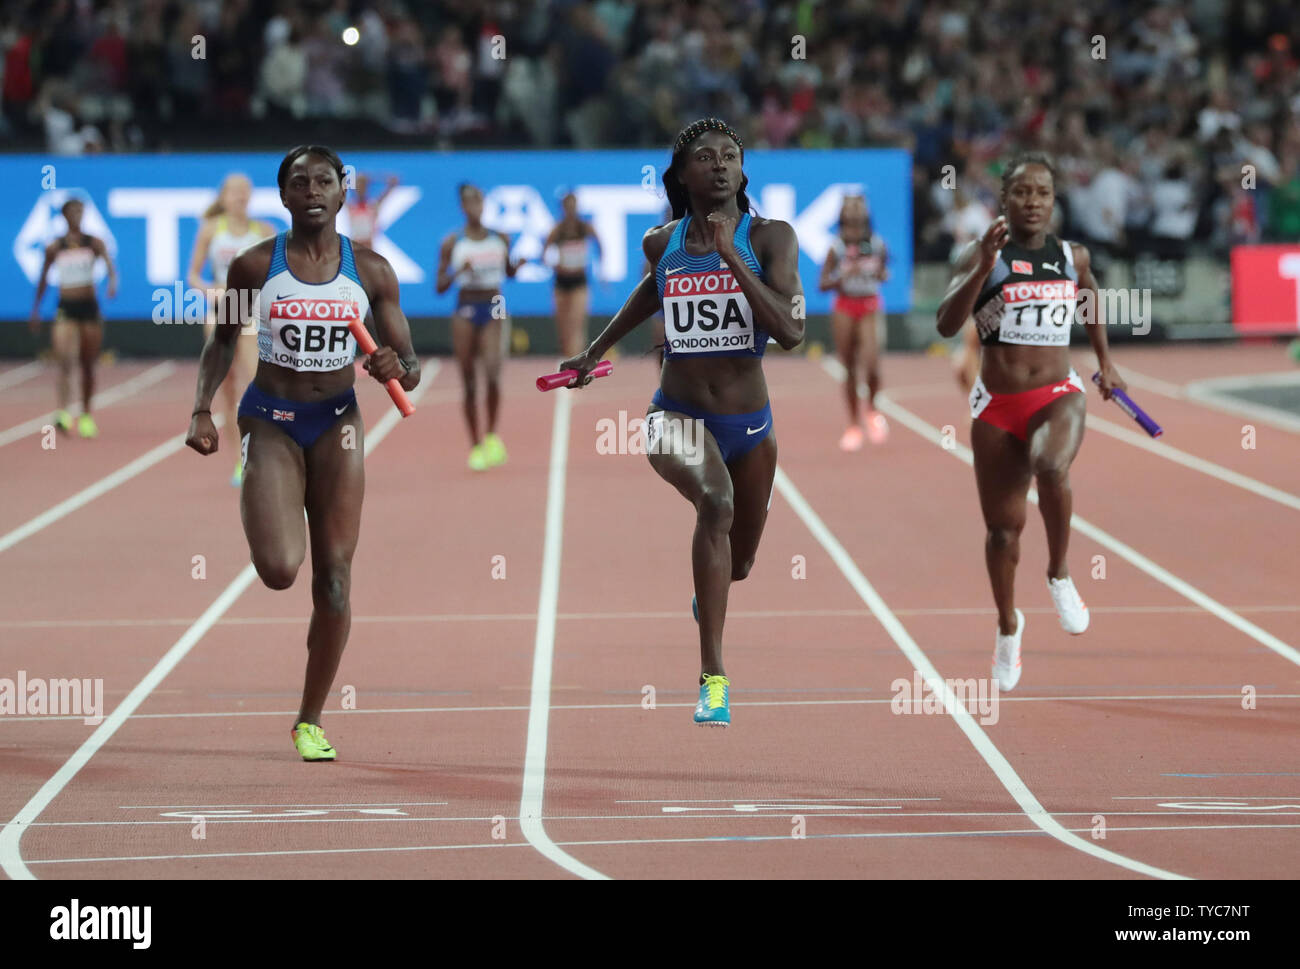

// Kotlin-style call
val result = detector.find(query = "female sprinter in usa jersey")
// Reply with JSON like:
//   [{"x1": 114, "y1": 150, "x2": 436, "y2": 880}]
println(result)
[
  {"x1": 937, "y1": 152, "x2": 1127, "y2": 692},
  {"x1": 185, "y1": 146, "x2": 420, "y2": 761},
  {"x1": 559, "y1": 118, "x2": 804, "y2": 727}
]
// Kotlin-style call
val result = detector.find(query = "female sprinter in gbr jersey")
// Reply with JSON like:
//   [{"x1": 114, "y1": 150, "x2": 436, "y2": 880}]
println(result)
[
  {"x1": 185, "y1": 145, "x2": 420, "y2": 761},
  {"x1": 937, "y1": 152, "x2": 1127, "y2": 692},
  {"x1": 560, "y1": 118, "x2": 804, "y2": 727}
]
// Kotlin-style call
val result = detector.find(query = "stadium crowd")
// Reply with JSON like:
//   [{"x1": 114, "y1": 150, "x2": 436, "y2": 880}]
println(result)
[{"x1": 4, "y1": 0, "x2": 1299, "y2": 257}]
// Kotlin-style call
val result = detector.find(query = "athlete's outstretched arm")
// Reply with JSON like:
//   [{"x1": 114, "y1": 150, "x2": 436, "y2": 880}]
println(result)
[
  {"x1": 817, "y1": 245, "x2": 841, "y2": 293},
  {"x1": 186, "y1": 217, "x2": 216, "y2": 291},
  {"x1": 91, "y1": 236, "x2": 118, "y2": 299},
  {"x1": 186, "y1": 247, "x2": 259, "y2": 453},
  {"x1": 936, "y1": 217, "x2": 1008, "y2": 337},
  {"x1": 358, "y1": 250, "x2": 419, "y2": 392},
  {"x1": 715, "y1": 216, "x2": 804, "y2": 350},
  {"x1": 434, "y1": 232, "x2": 458, "y2": 295},
  {"x1": 587, "y1": 222, "x2": 604, "y2": 280},
  {"x1": 29, "y1": 243, "x2": 56, "y2": 332},
  {"x1": 500, "y1": 231, "x2": 525, "y2": 277},
  {"x1": 1072, "y1": 242, "x2": 1125, "y2": 400}
]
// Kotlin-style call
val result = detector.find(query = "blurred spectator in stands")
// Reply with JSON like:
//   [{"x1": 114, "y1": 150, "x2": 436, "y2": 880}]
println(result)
[
  {"x1": 260, "y1": 23, "x2": 306, "y2": 120},
  {"x1": 385, "y1": 15, "x2": 427, "y2": 133},
  {"x1": 1076, "y1": 144, "x2": 1134, "y2": 267},
  {"x1": 945, "y1": 185, "x2": 992, "y2": 264},
  {"x1": 1267, "y1": 151, "x2": 1300, "y2": 242},
  {"x1": 1150, "y1": 158, "x2": 1199, "y2": 256},
  {"x1": 166, "y1": 6, "x2": 209, "y2": 122},
  {"x1": 431, "y1": 24, "x2": 472, "y2": 118},
  {"x1": 43, "y1": 82, "x2": 104, "y2": 155},
  {"x1": 2, "y1": 12, "x2": 41, "y2": 133},
  {"x1": 210, "y1": 0, "x2": 259, "y2": 121},
  {"x1": 303, "y1": 20, "x2": 347, "y2": 117}
]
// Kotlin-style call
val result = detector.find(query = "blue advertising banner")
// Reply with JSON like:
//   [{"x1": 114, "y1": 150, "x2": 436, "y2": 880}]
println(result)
[{"x1": 4, "y1": 150, "x2": 911, "y2": 321}]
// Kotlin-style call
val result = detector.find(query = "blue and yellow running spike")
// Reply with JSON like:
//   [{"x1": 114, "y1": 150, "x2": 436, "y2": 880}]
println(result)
[{"x1": 694, "y1": 674, "x2": 730, "y2": 727}]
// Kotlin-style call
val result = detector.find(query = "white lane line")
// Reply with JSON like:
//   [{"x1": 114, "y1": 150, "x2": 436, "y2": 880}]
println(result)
[
  {"x1": 773, "y1": 463, "x2": 1187, "y2": 880},
  {"x1": 3, "y1": 693, "x2": 1296, "y2": 725},
  {"x1": 120, "y1": 802, "x2": 450, "y2": 808},
  {"x1": 0, "y1": 361, "x2": 45, "y2": 392},
  {"x1": 518, "y1": 389, "x2": 608, "y2": 880},
  {"x1": 1191, "y1": 370, "x2": 1300, "y2": 391},
  {"x1": 29, "y1": 809, "x2": 1300, "y2": 828},
  {"x1": 0, "y1": 362, "x2": 176, "y2": 448},
  {"x1": 0, "y1": 363, "x2": 437, "y2": 881},
  {"x1": 1124, "y1": 367, "x2": 1300, "y2": 435},
  {"x1": 7, "y1": 602, "x2": 1299, "y2": 628},
  {"x1": 1084, "y1": 412, "x2": 1300, "y2": 512},
  {"x1": 0, "y1": 412, "x2": 226, "y2": 555},
  {"x1": 25, "y1": 823, "x2": 1300, "y2": 867},
  {"x1": 823, "y1": 359, "x2": 1300, "y2": 670}
]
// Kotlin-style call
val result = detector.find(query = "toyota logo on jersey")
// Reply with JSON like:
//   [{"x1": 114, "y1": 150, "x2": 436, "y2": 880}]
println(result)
[
  {"x1": 662, "y1": 269, "x2": 755, "y2": 353},
  {"x1": 265, "y1": 297, "x2": 360, "y2": 368}
]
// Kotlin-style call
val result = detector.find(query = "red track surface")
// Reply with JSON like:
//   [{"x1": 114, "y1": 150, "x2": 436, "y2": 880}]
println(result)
[{"x1": 1, "y1": 343, "x2": 1296, "y2": 879}]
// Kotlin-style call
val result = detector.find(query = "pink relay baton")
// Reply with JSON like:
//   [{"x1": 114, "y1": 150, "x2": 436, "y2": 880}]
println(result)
[
  {"x1": 348, "y1": 320, "x2": 415, "y2": 417},
  {"x1": 537, "y1": 359, "x2": 614, "y2": 391},
  {"x1": 1092, "y1": 371, "x2": 1162, "y2": 438}
]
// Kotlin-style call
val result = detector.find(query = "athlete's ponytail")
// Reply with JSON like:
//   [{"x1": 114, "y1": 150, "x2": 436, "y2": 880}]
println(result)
[{"x1": 662, "y1": 118, "x2": 752, "y2": 220}]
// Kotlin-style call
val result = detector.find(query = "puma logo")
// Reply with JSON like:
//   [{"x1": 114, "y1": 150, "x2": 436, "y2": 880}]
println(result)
[
  {"x1": 1052, "y1": 385, "x2": 1070, "y2": 393},
  {"x1": 1042, "y1": 261, "x2": 1061, "y2": 274}
]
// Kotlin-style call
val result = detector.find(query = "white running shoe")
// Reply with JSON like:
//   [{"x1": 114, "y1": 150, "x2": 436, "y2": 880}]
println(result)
[
  {"x1": 1047, "y1": 576, "x2": 1089, "y2": 634},
  {"x1": 992, "y1": 608, "x2": 1024, "y2": 692}
]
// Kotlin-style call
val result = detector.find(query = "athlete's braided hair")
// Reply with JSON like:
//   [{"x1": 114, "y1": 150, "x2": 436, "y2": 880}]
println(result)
[
  {"x1": 1000, "y1": 151, "x2": 1058, "y2": 197},
  {"x1": 663, "y1": 118, "x2": 752, "y2": 219}
]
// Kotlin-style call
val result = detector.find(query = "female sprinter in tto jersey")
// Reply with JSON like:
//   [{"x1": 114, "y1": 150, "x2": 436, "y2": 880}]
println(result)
[
  {"x1": 543, "y1": 190, "x2": 603, "y2": 359},
  {"x1": 936, "y1": 152, "x2": 1126, "y2": 691},
  {"x1": 435, "y1": 182, "x2": 523, "y2": 471},
  {"x1": 185, "y1": 146, "x2": 420, "y2": 761},
  {"x1": 28, "y1": 198, "x2": 118, "y2": 437},
  {"x1": 560, "y1": 118, "x2": 804, "y2": 727},
  {"x1": 819, "y1": 193, "x2": 890, "y2": 450},
  {"x1": 186, "y1": 173, "x2": 274, "y2": 485}
]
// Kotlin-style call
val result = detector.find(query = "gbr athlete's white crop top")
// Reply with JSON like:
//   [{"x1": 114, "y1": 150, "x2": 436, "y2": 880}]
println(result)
[
  {"x1": 449, "y1": 231, "x2": 507, "y2": 290},
  {"x1": 256, "y1": 232, "x2": 370, "y2": 372}
]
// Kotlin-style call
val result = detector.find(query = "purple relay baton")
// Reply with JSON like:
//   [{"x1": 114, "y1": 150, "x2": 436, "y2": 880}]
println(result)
[{"x1": 1092, "y1": 371, "x2": 1163, "y2": 438}]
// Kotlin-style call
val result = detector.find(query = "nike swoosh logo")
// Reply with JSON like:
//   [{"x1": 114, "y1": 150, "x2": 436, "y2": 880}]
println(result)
[
  {"x1": 334, "y1": 405, "x2": 349, "y2": 415},
  {"x1": 1052, "y1": 385, "x2": 1069, "y2": 393},
  {"x1": 275, "y1": 293, "x2": 292, "y2": 300},
  {"x1": 664, "y1": 267, "x2": 686, "y2": 275},
  {"x1": 746, "y1": 421, "x2": 769, "y2": 435}
]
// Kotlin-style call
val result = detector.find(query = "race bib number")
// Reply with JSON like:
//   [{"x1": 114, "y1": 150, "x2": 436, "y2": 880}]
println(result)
[
  {"x1": 981, "y1": 280, "x2": 1076, "y2": 347},
  {"x1": 662, "y1": 270, "x2": 755, "y2": 353},
  {"x1": 265, "y1": 298, "x2": 359, "y2": 370},
  {"x1": 644, "y1": 411, "x2": 664, "y2": 452},
  {"x1": 969, "y1": 377, "x2": 992, "y2": 419},
  {"x1": 841, "y1": 253, "x2": 884, "y2": 296}
]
